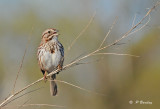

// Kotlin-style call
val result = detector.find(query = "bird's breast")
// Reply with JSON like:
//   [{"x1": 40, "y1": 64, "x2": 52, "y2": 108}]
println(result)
[{"x1": 40, "y1": 48, "x2": 61, "y2": 73}]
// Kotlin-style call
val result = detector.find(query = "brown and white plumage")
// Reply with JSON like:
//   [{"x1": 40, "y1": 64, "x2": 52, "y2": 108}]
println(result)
[{"x1": 37, "y1": 28, "x2": 64, "y2": 96}]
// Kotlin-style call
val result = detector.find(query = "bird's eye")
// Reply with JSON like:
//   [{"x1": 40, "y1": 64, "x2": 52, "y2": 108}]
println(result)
[{"x1": 48, "y1": 31, "x2": 51, "y2": 33}]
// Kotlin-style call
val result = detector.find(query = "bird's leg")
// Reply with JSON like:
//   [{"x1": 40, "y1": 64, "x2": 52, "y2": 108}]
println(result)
[
  {"x1": 44, "y1": 71, "x2": 47, "y2": 82},
  {"x1": 58, "y1": 64, "x2": 62, "y2": 71},
  {"x1": 56, "y1": 64, "x2": 62, "y2": 74}
]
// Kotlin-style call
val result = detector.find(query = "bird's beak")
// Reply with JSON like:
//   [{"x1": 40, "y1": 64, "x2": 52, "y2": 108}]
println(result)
[
  {"x1": 54, "y1": 30, "x2": 59, "y2": 36},
  {"x1": 54, "y1": 33, "x2": 59, "y2": 36}
]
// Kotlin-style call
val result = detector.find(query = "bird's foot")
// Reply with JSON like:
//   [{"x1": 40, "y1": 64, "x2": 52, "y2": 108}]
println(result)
[
  {"x1": 43, "y1": 72, "x2": 48, "y2": 82},
  {"x1": 58, "y1": 65, "x2": 62, "y2": 71},
  {"x1": 57, "y1": 65, "x2": 62, "y2": 74}
]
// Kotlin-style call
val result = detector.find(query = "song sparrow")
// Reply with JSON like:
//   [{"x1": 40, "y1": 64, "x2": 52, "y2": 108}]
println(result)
[{"x1": 37, "y1": 28, "x2": 64, "y2": 96}]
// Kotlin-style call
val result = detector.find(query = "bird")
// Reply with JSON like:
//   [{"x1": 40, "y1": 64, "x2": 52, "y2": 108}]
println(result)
[{"x1": 37, "y1": 28, "x2": 64, "y2": 96}]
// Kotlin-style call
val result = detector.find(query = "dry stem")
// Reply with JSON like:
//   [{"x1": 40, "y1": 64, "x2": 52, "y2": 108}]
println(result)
[
  {"x1": 98, "y1": 17, "x2": 118, "y2": 49},
  {"x1": 12, "y1": 27, "x2": 33, "y2": 93},
  {"x1": 68, "y1": 11, "x2": 96, "y2": 51},
  {"x1": 55, "y1": 80, "x2": 107, "y2": 96},
  {"x1": 2, "y1": 104, "x2": 65, "y2": 108}
]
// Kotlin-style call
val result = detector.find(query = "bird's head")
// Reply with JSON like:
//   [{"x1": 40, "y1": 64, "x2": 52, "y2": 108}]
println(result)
[{"x1": 42, "y1": 28, "x2": 59, "y2": 42}]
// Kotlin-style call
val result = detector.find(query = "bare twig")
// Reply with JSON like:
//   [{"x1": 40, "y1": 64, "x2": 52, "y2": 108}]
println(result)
[
  {"x1": 3, "y1": 104, "x2": 65, "y2": 108},
  {"x1": 12, "y1": 26, "x2": 34, "y2": 93},
  {"x1": 68, "y1": 11, "x2": 96, "y2": 51},
  {"x1": 92, "y1": 2, "x2": 158, "y2": 54},
  {"x1": 132, "y1": 14, "x2": 137, "y2": 27},
  {"x1": 54, "y1": 80, "x2": 107, "y2": 96},
  {"x1": 98, "y1": 17, "x2": 118, "y2": 49},
  {"x1": 91, "y1": 53, "x2": 140, "y2": 57},
  {"x1": 3, "y1": 87, "x2": 44, "y2": 107},
  {"x1": 18, "y1": 98, "x2": 30, "y2": 109},
  {"x1": 0, "y1": 2, "x2": 159, "y2": 108},
  {"x1": 129, "y1": 13, "x2": 151, "y2": 36},
  {"x1": 0, "y1": 78, "x2": 43, "y2": 107}
]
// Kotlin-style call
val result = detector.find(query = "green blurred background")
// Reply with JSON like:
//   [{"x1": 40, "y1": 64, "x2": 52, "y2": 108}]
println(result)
[{"x1": 0, "y1": 0, "x2": 160, "y2": 109}]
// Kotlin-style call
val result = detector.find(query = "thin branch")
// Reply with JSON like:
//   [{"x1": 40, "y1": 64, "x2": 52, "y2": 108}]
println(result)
[
  {"x1": 3, "y1": 87, "x2": 44, "y2": 107},
  {"x1": 92, "y1": 53, "x2": 140, "y2": 57},
  {"x1": 3, "y1": 104, "x2": 65, "y2": 108},
  {"x1": 54, "y1": 80, "x2": 107, "y2": 96},
  {"x1": 63, "y1": 7, "x2": 151, "y2": 67},
  {"x1": 0, "y1": 78, "x2": 43, "y2": 107},
  {"x1": 98, "y1": 17, "x2": 118, "y2": 49},
  {"x1": 12, "y1": 44, "x2": 27, "y2": 93},
  {"x1": 18, "y1": 98, "x2": 30, "y2": 109},
  {"x1": 132, "y1": 14, "x2": 137, "y2": 27},
  {"x1": 12, "y1": 26, "x2": 34, "y2": 93},
  {"x1": 129, "y1": 13, "x2": 151, "y2": 36},
  {"x1": 68, "y1": 11, "x2": 96, "y2": 51},
  {"x1": 93, "y1": 2, "x2": 158, "y2": 54}
]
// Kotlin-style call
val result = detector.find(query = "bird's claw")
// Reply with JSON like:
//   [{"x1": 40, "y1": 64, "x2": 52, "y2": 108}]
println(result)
[{"x1": 43, "y1": 72, "x2": 48, "y2": 82}]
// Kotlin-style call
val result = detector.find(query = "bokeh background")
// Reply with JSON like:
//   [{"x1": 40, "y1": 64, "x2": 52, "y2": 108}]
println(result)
[{"x1": 0, "y1": 0, "x2": 160, "y2": 109}]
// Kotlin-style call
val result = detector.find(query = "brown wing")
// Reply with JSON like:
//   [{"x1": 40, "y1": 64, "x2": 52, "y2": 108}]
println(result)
[
  {"x1": 58, "y1": 42, "x2": 64, "y2": 69},
  {"x1": 37, "y1": 44, "x2": 46, "y2": 75}
]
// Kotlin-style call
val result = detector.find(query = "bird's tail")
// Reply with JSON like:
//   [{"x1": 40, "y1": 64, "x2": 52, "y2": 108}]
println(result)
[{"x1": 50, "y1": 74, "x2": 57, "y2": 96}]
